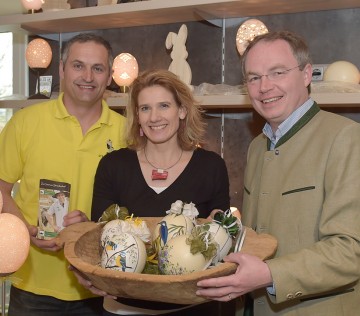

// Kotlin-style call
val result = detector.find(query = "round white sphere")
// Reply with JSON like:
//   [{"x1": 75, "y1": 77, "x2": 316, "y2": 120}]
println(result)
[
  {"x1": 323, "y1": 61, "x2": 360, "y2": 84},
  {"x1": 101, "y1": 232, "x2": 146, "y2": 273},
  {"x1": 0, "y1": 213, "x2": 30, "y2": 274},
  {"x1": 158, "y1": 235, "x2": 211, "y2": 275}
]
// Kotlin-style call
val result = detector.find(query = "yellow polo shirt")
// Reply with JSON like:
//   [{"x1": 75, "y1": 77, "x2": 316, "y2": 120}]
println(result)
[{"x1": 0, "y1": 93, "x2": 126, "y2": 300}]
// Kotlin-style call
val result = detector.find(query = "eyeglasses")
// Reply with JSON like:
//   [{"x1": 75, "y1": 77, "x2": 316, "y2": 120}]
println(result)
[{"x1": 245, "y1": 65, "x2": 301, "y2": 85}]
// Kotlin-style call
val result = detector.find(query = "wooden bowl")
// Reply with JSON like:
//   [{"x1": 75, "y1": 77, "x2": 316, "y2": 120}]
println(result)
[{"x1": 58, "y1": 217, "x2": 277, "y2": 305}]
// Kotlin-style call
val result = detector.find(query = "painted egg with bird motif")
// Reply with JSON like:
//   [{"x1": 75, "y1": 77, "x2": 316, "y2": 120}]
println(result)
[
  {"x1": 152, "y1": 214, "x2": 194, "y2": 249},
  {"x1": 158, "y1": 234, "x2": 212, "y2": 275},
  {"x1": 100, "y1": 232, "x2": 147, "y2": 273}
]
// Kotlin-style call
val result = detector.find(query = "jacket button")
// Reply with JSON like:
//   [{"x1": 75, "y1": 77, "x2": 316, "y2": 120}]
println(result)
[{"x1": 286, "y1": 293, "x2": 294, "y2": 300}]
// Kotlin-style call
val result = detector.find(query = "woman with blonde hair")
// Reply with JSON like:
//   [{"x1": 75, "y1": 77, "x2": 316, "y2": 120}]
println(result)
[
  {"x1": 90, "y1": 69, "x2": 230, "y2": 316},
  {"x1": 92, "y1": 69, "x2": 229, "y2": 220}
]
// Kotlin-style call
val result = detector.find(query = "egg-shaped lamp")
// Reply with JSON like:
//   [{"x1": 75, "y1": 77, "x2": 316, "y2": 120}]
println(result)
[
  {"x1": 0, "y1": 191, "x2": 30, "y2": 276},
  {"x1": 26, "y1": 38, "x2": 52, "y2": 69},
  {"x1": 21, "y1": 0, "x2": 44, "y2": 13},
  {"x1": 112, "y1": 53, "x2": 139, "y2": 93},
  {"x1": 236, "y1": 19, "x2": 269, "y2": 56},
  {"x1": 25, "y1": 38, "x2": 53, "y2": 99}
]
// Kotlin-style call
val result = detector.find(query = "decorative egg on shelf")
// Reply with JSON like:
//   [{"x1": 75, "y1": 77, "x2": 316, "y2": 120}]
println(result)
[
  {"x1": 158, "y1": 226, "x2": 217, "y2": 275},
  {"x1": 323, "y1": 61, "x2": 360, "y2": 84},
  {"x1": 100, "y1": 232, "x2": 147, "y2": 273},
  {"x1": 21, "y1": 0, "x2": 44, "y2": 12}
]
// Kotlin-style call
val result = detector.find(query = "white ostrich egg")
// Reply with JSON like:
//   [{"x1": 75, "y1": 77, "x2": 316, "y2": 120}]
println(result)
[
  {"x1": 158, "y1": 234, "x2": 211, "y2": 275},
  {"x1": 207, "y1": 222, "x2": 232, "y2": 264},
  {"x1": 153, "y1": 214, "x2": 194, "y2": 247},
  {"x1": 101, "y1": 219, "x2": 123, "y2": 241},
  {"x1": 100, "y1": 232, "x2": 147, "y2": 273},
  {"x1": 323, "y1": 61, "x2": 360, "y2": 84}
]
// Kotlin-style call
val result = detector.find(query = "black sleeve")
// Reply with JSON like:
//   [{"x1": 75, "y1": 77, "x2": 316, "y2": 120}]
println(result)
[
  {"x1": 209, "y1": 155, "x2": 230, "y2": 211},
  {"x1": 91, "y1": 153, "x2": 118, "y2": 221}
]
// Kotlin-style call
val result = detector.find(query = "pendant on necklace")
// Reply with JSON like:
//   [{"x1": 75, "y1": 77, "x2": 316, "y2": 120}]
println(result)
[{"x1": 152, "y1": 169, "x2": 168, "y2": 180}]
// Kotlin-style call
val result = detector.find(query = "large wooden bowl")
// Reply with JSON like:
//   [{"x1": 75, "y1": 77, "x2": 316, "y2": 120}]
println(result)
[{"x1": 59, "y1": 217, "x2": 277, "y2": 305}]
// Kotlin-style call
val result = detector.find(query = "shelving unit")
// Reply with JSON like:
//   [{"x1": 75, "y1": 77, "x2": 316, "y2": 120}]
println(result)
[
  {"x1": 0, "y1": 0, "x2": 359, "y2": 109},
  {"x1": 1, "y1": 0, "x2": 360, "y2": 34}
]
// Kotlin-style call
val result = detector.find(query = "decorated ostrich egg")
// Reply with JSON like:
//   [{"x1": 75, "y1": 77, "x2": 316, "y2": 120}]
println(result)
[
  {"x1": 153, "y1": 213, "x2": 194, "y2": 247},
  {"x1": 206, "y1": 222, "x2": 232, "y2": 264},
  {"x1": 158, "y1": 234, "x2": 212, "y2": 275},
  {"x1": 101, "y1": 232, "x2": 146, "y2": 273},
  {"x1": 323, "y1": 61, "x2": 360, "y2": 84},
  {"x1": 101, "y1": 219, "x2": 124, "y2": 241}
]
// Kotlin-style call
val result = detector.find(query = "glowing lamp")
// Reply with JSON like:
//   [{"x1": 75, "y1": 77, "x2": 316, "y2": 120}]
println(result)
[
  {"x1": 25, "y1": 38, "x2": 53, "y2": 99},
  {"x1": 112, "y1": 53, "x2": 139, "y2": 93},
  {"x1": 26, "y1": 38, "x2": 52, "y2": 69},
  {"x1": 324, "y1": 61, "x2": 360, "y2": 84},
  {"x1": 0, "y1": 191, "x2": 30, "y2": 276},
  {"x1": 21, "y1": 0, "x2": 44, "y2": 13},
  {"x1": 236, "y1": 19, "x2": 268, "y2": 55},
  {"x1": 0, "y1": 190, "x2": 30, "y2": 316}
]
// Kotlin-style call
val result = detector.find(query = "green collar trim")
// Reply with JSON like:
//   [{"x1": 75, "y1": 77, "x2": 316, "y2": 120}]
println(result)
[{"x1": 267, "y1": 102, "x2": 320, "y2": 150}]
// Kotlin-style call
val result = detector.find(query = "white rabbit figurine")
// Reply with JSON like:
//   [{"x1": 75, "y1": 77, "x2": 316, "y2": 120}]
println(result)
[{"x1": 165, "y1": 24, "x2": 192, "y2": 87}]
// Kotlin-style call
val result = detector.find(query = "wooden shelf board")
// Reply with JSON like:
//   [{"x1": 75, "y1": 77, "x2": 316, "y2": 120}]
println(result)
[
  {"x1": 2, "y1": 93, "x2": 359, "y2": 110},
  {"x1": 0, "y1": 0, "x2": 360, "y2": 34}
]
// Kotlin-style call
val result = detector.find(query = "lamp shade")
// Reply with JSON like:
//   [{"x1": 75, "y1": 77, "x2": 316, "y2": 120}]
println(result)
[
  {"x1": 0, "y1": 191, "x2": 30, "y2": 275},
  {"x1": 26, "y1": 38, "x2": 52, "y2": 69},
  {"x1": 21, "y1": 0, "x2": 44, "y2": 11},
  {"x1": 236, "y1": 19, "x2": 268, "y2": 55},
  {"x1": 112, "y1": 53, "x2": 139, "y2": 87}
]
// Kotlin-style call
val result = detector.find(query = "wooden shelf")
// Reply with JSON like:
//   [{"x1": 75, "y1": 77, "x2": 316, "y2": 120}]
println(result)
[
  {"x1": 106, "y1": 93, "x2": 360, "y2": 109},
  {"x1": 1, "y1": 0, "x2": 360, "y2": 34},
  {"x1": 1, "y1": 0, "x2": 359, "y2": 110},
  {"x1": 2, "y1": 93, "x2": 359, "y2": 110}
]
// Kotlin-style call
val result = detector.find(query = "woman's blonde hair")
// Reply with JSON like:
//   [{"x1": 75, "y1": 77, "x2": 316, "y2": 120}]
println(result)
[{"x1": 126, "y1": 69, "x2": 206, "y2": 151}]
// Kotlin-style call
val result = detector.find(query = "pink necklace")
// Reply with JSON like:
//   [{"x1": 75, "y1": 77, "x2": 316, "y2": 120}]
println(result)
[{"x1": 144, "y1": 147, "x2": 183, "y2": 180}]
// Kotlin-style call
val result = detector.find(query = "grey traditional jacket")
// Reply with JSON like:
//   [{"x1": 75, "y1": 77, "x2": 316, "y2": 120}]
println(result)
[{"x1": 242, "y1": 103, "x2": 360, "y2": 315}]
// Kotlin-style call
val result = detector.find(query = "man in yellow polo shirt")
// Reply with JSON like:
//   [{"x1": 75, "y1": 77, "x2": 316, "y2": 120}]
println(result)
[{"x1": 0, "y1": 33, "x2": 126, "y2": 316}]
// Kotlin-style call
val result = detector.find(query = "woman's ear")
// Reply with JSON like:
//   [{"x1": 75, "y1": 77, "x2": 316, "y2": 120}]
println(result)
[{"x1": 179, "y1": 105, "x2": 187, "y2": 120}]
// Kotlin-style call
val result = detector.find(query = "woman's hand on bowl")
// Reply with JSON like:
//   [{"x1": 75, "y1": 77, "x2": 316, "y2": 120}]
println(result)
[{"x1": 68, "y1": 265, "x2": 117, "y2": 299}]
